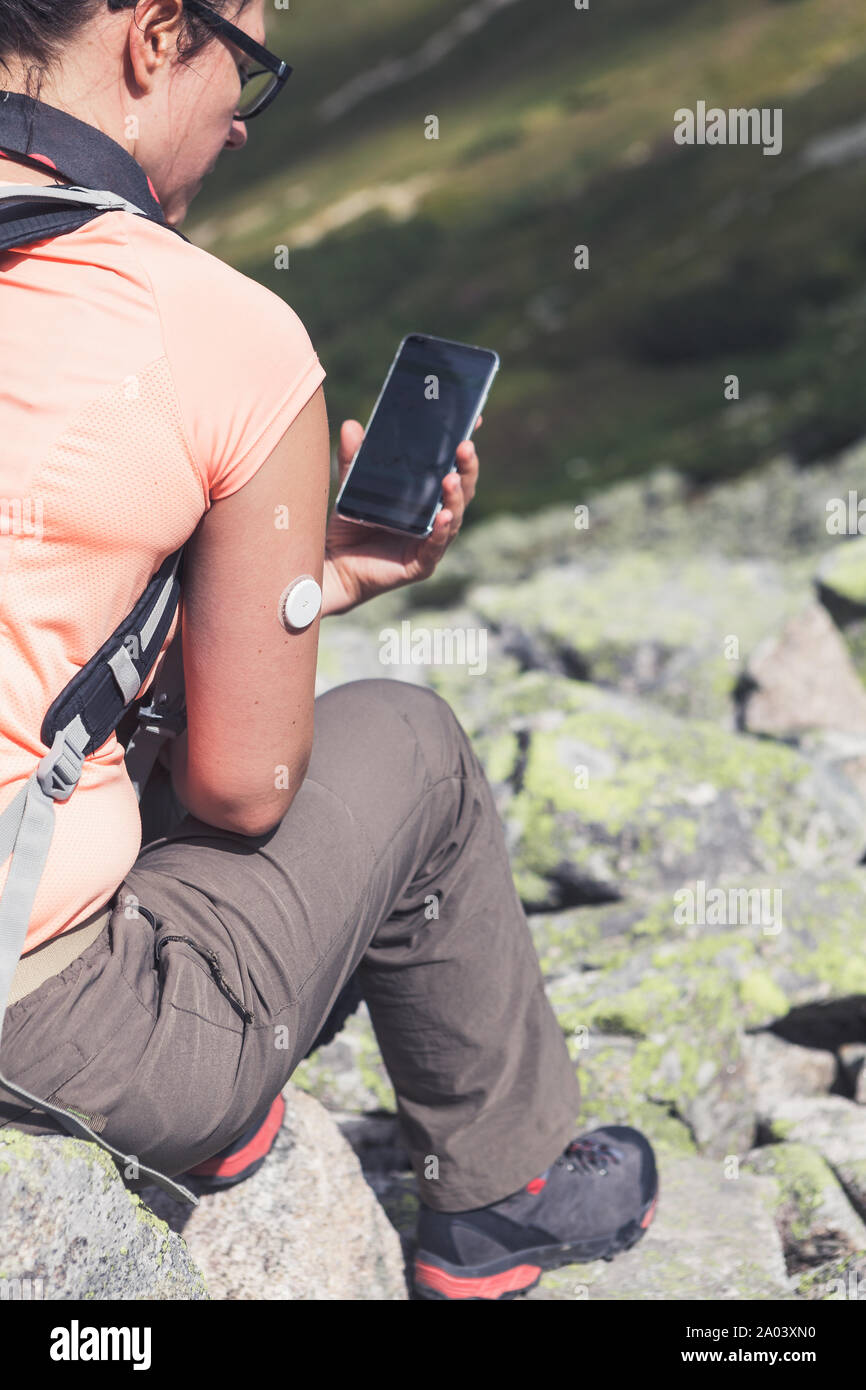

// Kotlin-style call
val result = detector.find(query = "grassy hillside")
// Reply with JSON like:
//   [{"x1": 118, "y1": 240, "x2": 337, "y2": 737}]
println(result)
[{"x1": 188, "y1": 0, "x2": 866, "y2": 520}]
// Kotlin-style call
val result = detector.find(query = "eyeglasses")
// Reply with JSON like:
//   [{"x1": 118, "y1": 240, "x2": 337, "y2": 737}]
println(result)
[{"x1": 184, "y1": 0, "x2": 292, "y2": 120}]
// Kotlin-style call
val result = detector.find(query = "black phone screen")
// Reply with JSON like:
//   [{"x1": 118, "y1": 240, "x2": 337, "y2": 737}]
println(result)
[{"x1": 337, "y1": 334, "x2": 496, "y2": 534}]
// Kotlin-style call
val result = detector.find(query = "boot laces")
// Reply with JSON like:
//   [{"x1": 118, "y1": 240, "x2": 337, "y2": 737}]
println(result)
[{"x1": 556, "y1": 1136, "x2": 623, "y2": 1177}]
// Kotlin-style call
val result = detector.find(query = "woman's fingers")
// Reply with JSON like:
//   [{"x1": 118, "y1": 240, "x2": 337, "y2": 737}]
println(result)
[
  {"x1": 338, "y1": 419, "x2": 365, "y2": 472},
  {"x1": 434, "y1": 437, "x2": 479, "y2": 543},
  {"x1": 454, "y1": 438, "x2": 479, "y2": 508},
  {"x1": 413, "y1": 506, "x2": 453, "y2": 577}
]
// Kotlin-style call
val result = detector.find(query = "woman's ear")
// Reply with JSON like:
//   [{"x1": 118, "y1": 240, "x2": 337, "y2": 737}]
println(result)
[{"x1": 124, "y1": 0, "x2": 185, "y2": 93}]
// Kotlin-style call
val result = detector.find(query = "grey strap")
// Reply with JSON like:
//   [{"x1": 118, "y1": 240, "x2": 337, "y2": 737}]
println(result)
[
  {"x1": 140, "y1": 566, "x2": 181, "y2": 651},
  {"x1": 0, "y1": 1070, "x2": 197, "y2": 1206},
  {"x1": 0, "y1": 185, "x2": 148, "y2": 218},
  {"x1": 124, "y1": 723, "x2": 173, "y2": 802},
  {"x1": 0, "y1": 717, "x2": 197, "y2": 1207},
  {"x1": 0, "y1": 718, "x2": 88, "y2": 1011},
  {"x1": 108, "y1": 644, "x2": 142, "y2": 702},
  {"x1": 124, "y1": 619, "x2": 186, "y2": 800}
]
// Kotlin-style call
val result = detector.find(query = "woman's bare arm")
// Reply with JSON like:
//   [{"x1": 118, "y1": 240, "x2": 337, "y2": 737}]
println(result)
[{"x1": 168, "y1": 385, "x2": 331, "y2": 837}]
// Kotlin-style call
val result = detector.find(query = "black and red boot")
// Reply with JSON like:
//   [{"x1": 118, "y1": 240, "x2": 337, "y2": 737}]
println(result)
[
  {"x1": 413, "y1": 1125, "x2": 658, "y2": 1300},
  {"x1": 183, "y1": 1092, "x2": 286, "y2": 1191}
]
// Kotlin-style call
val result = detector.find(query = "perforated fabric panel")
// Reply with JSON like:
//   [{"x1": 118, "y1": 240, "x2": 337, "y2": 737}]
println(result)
[
  {"x1": 0, "y1": 359, "x2": 200, "y2": 950},
  {"x1": 0, "y1": 202, "x2": 326, "y2": 951}
]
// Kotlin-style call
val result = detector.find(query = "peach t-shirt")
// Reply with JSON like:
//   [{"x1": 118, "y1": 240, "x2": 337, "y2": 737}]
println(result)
[{"x1": 0, "y1": 189, "x2": 326, "y2": 952}]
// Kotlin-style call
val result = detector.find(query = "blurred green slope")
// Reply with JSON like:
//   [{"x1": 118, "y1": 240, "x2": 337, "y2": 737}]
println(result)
[{"x1": 188, "y1": 0, "x2": 866, "y2": 519}]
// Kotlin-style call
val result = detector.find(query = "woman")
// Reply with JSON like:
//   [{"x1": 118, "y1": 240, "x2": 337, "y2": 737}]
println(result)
[{"x1": 0, "y1": 0, "x2": 657, "y2": 1300}]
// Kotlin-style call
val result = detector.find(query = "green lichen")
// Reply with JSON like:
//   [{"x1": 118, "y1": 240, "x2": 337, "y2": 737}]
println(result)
[
  {"x1": 0, "y1": 1128, "x2": 39, "y2": 1163},
  {"x1": 501, "y1": 672, "x2": 820, "y2": 896},
  {"x1": 819, "y1": 536, "x2": 866, "y2": 607},
  {"x1": 738, "y1": 971, "x2": 789, "y2": 1024},
  {"x1": 477, "y1": 731, "x2": 519, "y2": 786},
  {"x1": 768, "y1": 1117, "x2": 795, "y2": 1141},
  {"x1": 745, "y1": 1142, "x2": 834, "y2": 1243},
  {"x1": 662, "y1": 817, "x2": 699, "y2": 855},
  {"x1": 56, "y1": 1134, "x2": 121, "y2": 1195},
  {"x1": 793, "y1": 941, "x2": 866, "y2": 995},
  {"x1": 358, "y1": 1029, "x2": 397, "y2": 1112},
  {"x1": 291, "y1": 1057, "x2": 340, "y2": 1103},
  {"x1": 630, "y1": 899, "x2": 682, "y2": 939},
  {"x1": 132, "y1": 1194, "x2": 174, "y2": 1264},
  {"x1": 468, "y1": 550, "x2": 809, "y2": 726}
]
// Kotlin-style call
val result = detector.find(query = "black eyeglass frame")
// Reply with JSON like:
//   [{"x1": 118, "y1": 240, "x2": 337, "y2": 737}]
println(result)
[{"x1": 183, "y1": 0, "x2": 292, "y2": 119}]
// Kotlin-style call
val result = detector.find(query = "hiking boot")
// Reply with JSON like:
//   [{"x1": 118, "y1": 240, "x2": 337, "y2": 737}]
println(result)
[
  {"x1": 413, "y1": 1125, "x2": 658, "y2": 1300},
  {"x1": 183, "y1": 1092, "x2": 286, "y2": 1190}
]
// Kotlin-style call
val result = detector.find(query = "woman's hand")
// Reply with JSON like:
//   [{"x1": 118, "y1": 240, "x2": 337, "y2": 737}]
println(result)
[{"x1": 322, "y1": 416, "x2": 482, "y2": 616}]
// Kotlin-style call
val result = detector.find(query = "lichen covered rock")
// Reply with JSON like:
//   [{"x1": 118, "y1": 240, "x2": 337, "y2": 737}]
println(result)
[{"x1": 0, "y1": 1128, "x2": 208, "y2": 1300}]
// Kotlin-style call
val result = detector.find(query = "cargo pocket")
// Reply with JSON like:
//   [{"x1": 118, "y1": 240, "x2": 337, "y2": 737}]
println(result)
[{"x1": 154, "y1": 933, "x2": 253, "y2": 1025}]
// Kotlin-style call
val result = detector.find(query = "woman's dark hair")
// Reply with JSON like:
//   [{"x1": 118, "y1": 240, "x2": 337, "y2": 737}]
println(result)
[{"x1": 0, "y1": 1, "x2": 250, "y2": 99}]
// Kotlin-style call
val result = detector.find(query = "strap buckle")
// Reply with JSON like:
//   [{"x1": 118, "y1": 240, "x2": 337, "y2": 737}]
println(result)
[
  {"x1": 36, "y1": 728, "x2": 86, "y2": 802},
  {"x1": 136, "y1": 692, "x2": 187, "y2": 739}
]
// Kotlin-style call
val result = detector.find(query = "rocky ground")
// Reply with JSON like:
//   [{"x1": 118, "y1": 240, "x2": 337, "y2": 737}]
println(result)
[
  {"x1": 298, "y1": 442, "x2": 866, "y2": 1300},
  {"x1": 5, "y1": 444, "x2": 866, "y2": 1299}
]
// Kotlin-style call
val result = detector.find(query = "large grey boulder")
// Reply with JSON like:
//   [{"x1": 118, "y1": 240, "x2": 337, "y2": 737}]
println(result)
[
  {"x1": 741, "y1": 603, "x2": 866, "y2": 738},
  {"x1": 528, "y1": 873, "x2": 866, "y2": 1159},
  {"x1": 0, "y1": 1128, "x2": 208, "y2": 1300},
  {"x1": 0, "y1": 1086, "x2": 407, "y2": 1301},
  {"x1": 740, "y1": 1031, "x2": 837, "y2": 1125},
  {"x1": 139, "y1": 1086, "x2": 407, "y2": 1300}
]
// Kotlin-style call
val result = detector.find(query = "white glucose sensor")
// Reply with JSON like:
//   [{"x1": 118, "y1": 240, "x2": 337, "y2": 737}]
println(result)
[{"x1": 278, "y1": 575, "x2": 322, "y2": 631}]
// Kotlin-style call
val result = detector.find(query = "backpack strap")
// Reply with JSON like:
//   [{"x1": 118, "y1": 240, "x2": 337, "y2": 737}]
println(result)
[
  {"x1": 0, "y1": 184, "x2": 189, "y2": 252},
  {"x1": 0, "y1": 546, "x2": 197, "y2": 1207},
  {"x1": 0, "y1": 88, "x2": 189, "y2": 251}
]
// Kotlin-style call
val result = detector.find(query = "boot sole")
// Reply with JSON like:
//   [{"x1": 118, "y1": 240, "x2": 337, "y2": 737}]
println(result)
[{"x1": 414, "y1": 1189, "x2": 658, "y2": 1300}]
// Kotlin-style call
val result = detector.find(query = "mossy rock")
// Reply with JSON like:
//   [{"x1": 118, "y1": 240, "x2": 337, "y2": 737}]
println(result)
[
  {"x1": 532, "y1": 871, "x2": 866, "y2": 1159},
  {"x1": 795, "y1": 1249, "x2": 866, "y2": 1300},
  {"x1": 744, "y1": 1141, "x2": 866, "y2": 1268},
  {"x1": 458, "y1": 672, "x2": 865, "y2": 909},
  {"x1": 0, "y1": 1131, "x2": 208, "y2": 1300},
  {"x1": 817, "y1": 536, "x2": 866, "y2": 625},
  {"x1": 551, "y1": 952, "x2": 753, "y2": 1158},
  {"x1": 763, "y1": 1097, "x2": 866, "y2": 1219},
  {"x1": 536, "y1": 871, "x2": 866, "y2": 1027},
  {"x1": 463, "y1": 550, "x2": 812, "y2": 723},
  {"x1": 565, "y1": 1033, "x2": 697, "y2": 1157}
]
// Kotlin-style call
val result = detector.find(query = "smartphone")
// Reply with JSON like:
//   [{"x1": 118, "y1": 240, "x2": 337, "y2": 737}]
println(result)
[{"x1": 334, "y1": 332, "x2": 500, "y2": 538}]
